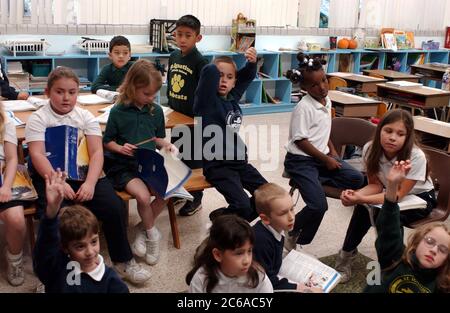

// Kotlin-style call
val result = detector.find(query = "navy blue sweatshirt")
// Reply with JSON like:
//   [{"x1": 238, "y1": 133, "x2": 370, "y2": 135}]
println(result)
[
  {"x1": 0, "y1": 67, "x2": 19, "y2": 100},
  {"x1": 33, "y1": 216, "x2": 129, "y2": 293},
  {"x1": 253, "y1": 221, "x2": 297, "y2": 290},
  {"x1": 193, "y1": 62, "x2": 256, "y2": 164}
]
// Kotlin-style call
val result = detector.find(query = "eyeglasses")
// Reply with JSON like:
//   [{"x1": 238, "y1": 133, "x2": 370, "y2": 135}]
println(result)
[{"x1": 423, "y1": 236, "x2": 449, "y2": 255}]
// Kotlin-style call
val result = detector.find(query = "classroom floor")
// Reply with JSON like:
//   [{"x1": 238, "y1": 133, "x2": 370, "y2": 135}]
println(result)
[{"x1": 0, "y1": 112, "x2": 448, "y2": 293}]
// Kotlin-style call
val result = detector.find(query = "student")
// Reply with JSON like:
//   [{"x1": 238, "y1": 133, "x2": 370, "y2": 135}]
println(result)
[
  {"x1": 336, "y1": 109, "x2": 437, "y2": 283},
  {"x1": 252, "y1": 183, "x2": 322, "y2": 293},
  {"x1": 168, "y1": 14, "x2": 209, "y2": 217},
  {"x1": 0, "y1": 100, "x2": 26, "y2": 286},
  {"x1": 194, "y1": 47, "x2": 268, "y2": 222},
  {"x1": 103, "y1": 59, "x2": 176, "y2": 266},
  {"x1": 0, "y1": 64, "x2": 28, "y2": 100},
  {"x1": 91, "y1": 35, "x2": 133, "y2": 93},
  {"x1": 284, "y1": 53, "x2": 364, "y2": 249},
  {"x1": 25, "y1": 66, "x2": 151, "y2": 285},
  {"x1": 365, "y1": 160, "x2": 450, "y2": 293},
  {"x1": 33, "y1": 170, "x2": 129, "y2": 293},
  {"x1": 186, "y1": 214, "x2": 273, "y2": 293}
]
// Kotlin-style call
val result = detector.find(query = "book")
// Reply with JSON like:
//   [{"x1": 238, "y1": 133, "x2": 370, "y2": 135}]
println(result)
[
  {"x1": 385, "y1": 81, "x2": 422, "y2": 89},
  {"x1": 0, "y1": 162, "x2": 38, "y2": 201},
  {"x1": 374, "y1": 194, "x2": 427, "y2": 211},
  {"x1": 44, "y1": 125, "x2": 92, "y2": 181},
  {"x1": 2, "y1": 97, "x2": 48, "y2": 112},
  {"x1": 237, "y1": 36, "x2": 255, "y2": 52},
  {"x1": 77, "y1": 89, "x2": 119, "y2": 105},
  {"x1": 136, "y1": 148, "x2": 193, "y2": 201},
  {"x1": 6, "y1": 111, "x2": 25, "y2": 127},
  {"x1": 394, "y1": 30, "x2": 408, "y2": 50},
  {"x1": 382, "y1": 33, "x2": 398, "y2": 51},
  {"x1": 278, "y1": 249, "x2": 341, "y2": 293}
]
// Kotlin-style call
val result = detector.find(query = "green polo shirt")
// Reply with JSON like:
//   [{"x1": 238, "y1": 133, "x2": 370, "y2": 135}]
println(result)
[
  {"x1": 103, "y1": 103, "x2": 165, "y2": 154},
  {"x1": 91, "y1": 61, "x2": 133, "y2": 93}
]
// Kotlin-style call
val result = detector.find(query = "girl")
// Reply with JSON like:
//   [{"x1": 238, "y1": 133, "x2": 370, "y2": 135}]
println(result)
[
  {"x1": 103, "y1": 59, "x2": 177, "y2": 266},
  {"x1": 284, "y1": 53, "x2": 364, "y2": 249},
  {"x1": 25, "y1": 66, "x2": 151, "y2": 285},
  {"x1": 336, "y1": 109, "x2": 436, "y2": 283},
  {"x1": 365, "y1": 160, "x2": 450, "y2": 293},
  {"x1": 0, "y1": 100, "x2": 26, "y2": 286},
  {"x1": 186, "y1": 214, "x2": 273, "y2": 293}
]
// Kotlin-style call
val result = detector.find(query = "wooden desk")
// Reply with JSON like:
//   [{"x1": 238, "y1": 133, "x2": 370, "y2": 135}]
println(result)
[
  {"x1": 410, "y1": 64, "x2": 450, "y2": 82},
  {"x1": 327, "y1": 72, "x2": 387, "y2": 93},
  {"x1": 413, "y1": 116, "x2": 450, "y2": 153},
  {"x1": 376, "y1": 83, "x2": 450, "y2": 112},
  {"x1": 362, "y1": 69, "x2": 420, "y2": 83},
  {"x1": 328, "y1": 90, "x2": 381, "y2": 117}
]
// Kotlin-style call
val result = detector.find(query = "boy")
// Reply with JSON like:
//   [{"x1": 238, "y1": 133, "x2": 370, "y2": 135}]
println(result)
[
  {"x1": 252, "y1": 183, "x2": 320, "y2": 292},
  {"x1": 168, "y1": 15, "x2": 208, "y2": 216},
  {"x1": 34, "y1": 170, "x2": 129, "y2": 293},
  {"x1": 194, "y1": 47, "x2": 267, "y2": 222},
  {"x1": 0, "y1": 63, "x2": 28, "y2": 100},
  {"x1": 91, "y1": 35, "x2": 132, "y2": 93}
]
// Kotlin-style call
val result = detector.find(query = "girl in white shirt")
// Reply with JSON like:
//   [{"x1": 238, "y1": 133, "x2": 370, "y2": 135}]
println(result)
[
  {"x1": 0, "y1": 101, "x2": 26, "y2": 286},
  {"x1": 186, "y1": 214, "x2": 273, "y2": 293},
  {"x1": 336, "y1": 109, "x2": 436, "y2": 283}
]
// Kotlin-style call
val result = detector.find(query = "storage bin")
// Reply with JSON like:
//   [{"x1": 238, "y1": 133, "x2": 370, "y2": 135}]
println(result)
[{"x1": 31, "y1": 63, "x2": 51, "y2": 77}]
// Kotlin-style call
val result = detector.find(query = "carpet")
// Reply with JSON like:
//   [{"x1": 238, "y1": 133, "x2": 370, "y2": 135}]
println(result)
[{"x1": 319, "y1": 253, "x2": 374, "y2": 293}]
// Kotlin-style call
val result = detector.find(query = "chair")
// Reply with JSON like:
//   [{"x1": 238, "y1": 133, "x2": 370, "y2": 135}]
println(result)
[
  {"x1": 328, "y1": 76, "x2": 347, "y2": 91},
  {"x1": 285, "y1": 117, "x2": 376, "y2": 200},
  {"x1": 410, "y1": 147, "x2": 450, "y2": 227}
]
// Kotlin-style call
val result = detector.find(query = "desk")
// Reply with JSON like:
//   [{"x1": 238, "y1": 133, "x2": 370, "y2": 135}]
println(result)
[
  {"x1": 410, "y1": 64, "x2": 450, "y2": 82},
  {"x1": 328, "y1": 90, "x2": 381, "y2": 117},
  {"x1": 413, "y1": 116, "x2": 450, "y2": 153},
  {"x1": 327, "y1": 72, "x2": 387, "y2": 93},
  {"x1": 362, "y1": 69, "x2": 420, "y2": 83}
]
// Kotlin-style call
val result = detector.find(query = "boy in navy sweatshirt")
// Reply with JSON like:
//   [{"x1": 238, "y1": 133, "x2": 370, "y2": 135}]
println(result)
[
  {"x1": 33, "y1": 170, "x2": 129, "y2": 293},
  {"x1": 193, "y1": 47, "x2": 267, "y2": 222}
]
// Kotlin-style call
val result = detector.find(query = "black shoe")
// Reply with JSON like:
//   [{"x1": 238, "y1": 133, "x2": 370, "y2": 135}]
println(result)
[
  {"x1": 179, "y1": 200, "x2": 202, "y2": 216},
  {"x1": 209, "y1": 207, "x2": 229, "y2": 222}
]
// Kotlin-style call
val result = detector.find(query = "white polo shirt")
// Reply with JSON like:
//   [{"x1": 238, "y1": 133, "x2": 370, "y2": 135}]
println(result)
[
  {"x1": 0, "y1": 116, "x2": 18, "y2": 160},
  {"x1": 189, "y1": 266, "x2": 273, "y2": 293},
  {"x1": 25, "y1": 103, "x2": 102, "y2": 143},
  {"x1": 285, "y1": 94, "x2": 332, "y2": 156},
  {"x1": 363, "y1": 142, "x2": 434, "y2": 194}
]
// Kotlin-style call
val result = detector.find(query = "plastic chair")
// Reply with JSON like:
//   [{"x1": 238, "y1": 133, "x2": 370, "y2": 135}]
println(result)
[
  {"x1": 284, "y1": 117, "x2": 376, "y2": 200},
  {"x1": 328, "y1": 76, "x2": 347, "y2": 90},
  {"x1": 410, "y1": 147, "x2": 450, "y2": 228}
]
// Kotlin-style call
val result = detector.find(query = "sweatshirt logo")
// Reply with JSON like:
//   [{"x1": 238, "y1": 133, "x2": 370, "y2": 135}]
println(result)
[
  {"x1": 389, "y1": 275, "x2": 431, "y2": 293},
  {"x1": 171, "y1": 74, "x2": 185, "y2": 93},
  {"x1": 226, "y1": 111, "x2": 242, "y2": 130}
]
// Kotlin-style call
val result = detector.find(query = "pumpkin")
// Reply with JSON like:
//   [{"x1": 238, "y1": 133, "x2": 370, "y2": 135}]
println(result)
[
  {"x1": 337, "y1": 38, "x2": 349, "y2": 49},
  {"x1": 348, "y1": 39, "x2": 358, "y2": 49}
]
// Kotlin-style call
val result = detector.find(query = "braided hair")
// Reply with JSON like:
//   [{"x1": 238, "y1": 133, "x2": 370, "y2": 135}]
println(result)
[{"x1": 286, "y1": 53, "x2": 327, "y2": 86}]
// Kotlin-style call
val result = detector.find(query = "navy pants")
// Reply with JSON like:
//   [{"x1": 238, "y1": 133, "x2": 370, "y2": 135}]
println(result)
[
  {"x1": 31, "y1": 173, "x2": 133, "y2": 263},
  {"x1": 204, "y1": 160, "x2": 268, "y2": 222},
  {"x1": 284, "y1": 152, "x2": 365, "y2": 245}
]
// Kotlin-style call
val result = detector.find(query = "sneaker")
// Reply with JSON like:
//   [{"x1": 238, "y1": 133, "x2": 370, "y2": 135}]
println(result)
[
  {"x1": 145, "y1": 236, "x2": 161, "y2": 265},
  {"x1": 335, "y1": 249, "x2": 358, "y2": 284},
  {"x1": 114, "y1": 259, "x2": 151, "y2": 285},
  {"x1": 284, "y1": 230, "x2": 300, "y2": 252},
  {"x1": 35, "y1": 282, "x2": 45, "y2": 293},
  {"x1": 208, "y1": 207, "x2": 228, "y2": 222},
  {"x1": 179, "y1": 200, "x2": 202, "y2": 216},
  {"x1": 6, "y1": 251, "x2": 25, "y2": 286},
  {"x1": 173, "y1": 197, "x2": 187, "y2": 210},
  {"x1": 131, "y1": 228, "x2": 147, "y2": 258}
]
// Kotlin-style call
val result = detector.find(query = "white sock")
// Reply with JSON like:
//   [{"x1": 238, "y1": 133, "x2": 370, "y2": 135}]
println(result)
[
  {"x1": 7, "y1": 249, "x2": 23, "y2": 262},
  {"x1": 146, "y1": 226, "x2": 161, "y2": 241}
]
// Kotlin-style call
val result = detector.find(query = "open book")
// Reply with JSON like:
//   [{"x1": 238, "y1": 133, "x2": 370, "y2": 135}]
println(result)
[
  {"x1": 374, "y1": 194, "x2": 427, "y2": 211},
  {"x1": 279, "y1": 250, "x2": 341, "y2": 293},
  {"x1": 2, "y1": 97, "x2": 48, "y2": 112},
  {"x1": 136, "y1": 148, "x2": 193, "y2": 201},
  {"x1": 78, "y1": 89, "x2": 119, "y2": 105},
  {"x1": 0, "y1": 162, "x2": 38, "y2": 201},
  {"x1": 385, "y1": 81, "x2": 422, "y2": 89}
]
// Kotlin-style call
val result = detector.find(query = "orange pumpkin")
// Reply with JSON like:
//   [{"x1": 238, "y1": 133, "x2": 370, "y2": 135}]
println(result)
[
  {"x1": 337, "y1": 38, "x2": 349, "y2": 49},
  {"x1": 348, "y1": 39, "x2": 358, "y2": 49}
]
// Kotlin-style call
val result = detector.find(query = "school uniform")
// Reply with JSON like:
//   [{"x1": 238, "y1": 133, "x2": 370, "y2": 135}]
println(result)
[
  {"x1": 342, "y1": 143, "x2": 436, "y2": 253},
  {"x1": 25, "y1": 103, "x2": 133, "y2": 264},
  {"x1": 103, "y1": 103, "x2": 165, "y2": 190},
  {"x1": 33, "y1": 215, "x2": 129, "y2": 293},
  {"x1": 91, "y1": 61, "x2": 133, "y2": 93},
  {"x1": 284, "y1": 94, "x2": 365, "y2": 245},
  {"x1": 0, "y1": 66, "x2": 19, "y2": 100},
  {"x1": 189, "y1": 266, "x2": 273, "y2": 293},
  {"x1": 194, "y1": 63, "x2": 267, "y2": 222}
]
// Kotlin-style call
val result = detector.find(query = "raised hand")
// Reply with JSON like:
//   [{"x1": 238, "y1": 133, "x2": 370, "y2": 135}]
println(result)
[
  {"x1": 45, "y1": 169, "x2": 67, "y2": 219},
  {"x1": 245, "y1": 47, "x2": 257, "y2": 63}
]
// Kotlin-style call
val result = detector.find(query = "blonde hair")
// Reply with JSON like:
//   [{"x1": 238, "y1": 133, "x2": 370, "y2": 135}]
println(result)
[
  {"x1": 403, "y1": 222, "x2": 450, "y2": 292},
  {"x1": 0, "y1": 101, "x2": 6, "y2": 143},
  {"x1": 254, "y1": 183, "x2": 289, "y2": 216},
  {"x1": 117, "y1": 59, "x2": 162, "y2": 112}
]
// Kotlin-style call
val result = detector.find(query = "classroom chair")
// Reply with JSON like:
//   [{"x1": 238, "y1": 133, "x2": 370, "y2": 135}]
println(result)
[
  {"x1": 328, "y1": 77, "x2": 347, "y2": 91},
  {"x1": 284, "y1": 117, "x2": 376, "y2": 200}
]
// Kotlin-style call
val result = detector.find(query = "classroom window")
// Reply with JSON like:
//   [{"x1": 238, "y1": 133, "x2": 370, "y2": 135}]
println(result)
[
  {"x1": 24, "y1": 0, "x2": 31, "y2": 17},
  {"x1": 319, "y1": 0, "x2": 329, "y2": 28}
]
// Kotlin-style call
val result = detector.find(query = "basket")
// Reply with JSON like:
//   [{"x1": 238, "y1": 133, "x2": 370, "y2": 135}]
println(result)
[
  {"x1": 1, "y1": 39, "x2": 50, "y2": 56},
  {"x1": 149, "y1": 19, "x2": 177, "y2": 53},
  {"x1": 76, "y1": 38, "x2": 109, "y2": 55}
]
